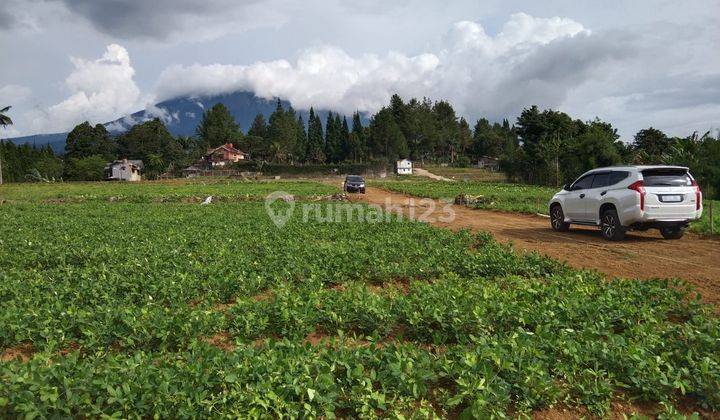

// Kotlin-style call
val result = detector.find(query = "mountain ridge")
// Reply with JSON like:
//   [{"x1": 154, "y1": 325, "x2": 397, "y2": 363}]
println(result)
[{"x1": 5, "y1": 91, "x2": 364, "y2": 154}]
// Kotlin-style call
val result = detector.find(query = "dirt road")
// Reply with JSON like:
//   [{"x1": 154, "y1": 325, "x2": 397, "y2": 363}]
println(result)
[
  {"x1": 413, "y1": 167, "x2": 455, "y2": 182},
  {"x1": 351, "y1": 186, "x2": 720, "y2": 308}
]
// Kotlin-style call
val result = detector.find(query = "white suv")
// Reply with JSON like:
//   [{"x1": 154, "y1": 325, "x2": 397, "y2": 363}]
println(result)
[{"x1": 549, "y1": 166, "x2": 703, "y2": 241}]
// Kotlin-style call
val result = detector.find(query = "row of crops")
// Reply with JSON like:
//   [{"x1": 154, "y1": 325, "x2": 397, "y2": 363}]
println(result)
[
  {"x1": 0, "y1": 179, "x2": 337, "y2": 203},
  {"x1": 1, "y1": 180, "x2": 719, "y2": 417},
  {"x1": 372, "y1": 179, "x2": 719, "y2": 235}
]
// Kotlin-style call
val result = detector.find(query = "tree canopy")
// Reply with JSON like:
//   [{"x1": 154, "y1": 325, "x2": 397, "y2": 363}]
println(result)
[
  {"x1": 196, "y1": 103, "x2": 244, "y2": 148},
  {"x1": 64, "y1": 121, "x2": 115, "y2": 160}
]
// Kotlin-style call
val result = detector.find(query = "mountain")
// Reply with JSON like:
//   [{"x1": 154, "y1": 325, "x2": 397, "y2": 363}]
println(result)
[
  {"x1": 3, "y1": 133, "x2": 67, "y2": 154},
  {"x1": 5, "y1": 91, "x2": 366, "y2": 155}
]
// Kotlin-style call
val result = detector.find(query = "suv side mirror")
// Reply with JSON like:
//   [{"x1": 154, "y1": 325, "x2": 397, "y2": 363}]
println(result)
[{"x1": 563, "y1": 183, "x2": 571, "y2": 191}]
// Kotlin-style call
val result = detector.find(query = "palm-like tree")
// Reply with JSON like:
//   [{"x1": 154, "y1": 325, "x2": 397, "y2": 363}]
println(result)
[
  {"x1": 0, "y1": 106, "x2": 12, "y2": 127},
  {"x1": 0, "y1": 105, "x2": 10, "y2": 184}
]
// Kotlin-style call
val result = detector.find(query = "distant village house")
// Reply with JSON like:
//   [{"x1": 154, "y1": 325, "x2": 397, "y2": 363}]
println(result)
[
  {"x1": 204, "y1": 143, "x2": 247, "y2": 167},
  {"x1": 395, "y1": 159, "x2": 413, "y2": 175},
  {"x1": 183, "y1": 142, "x2": 248, "y2": 177},
  {"x1": 105, "y1": 159, "x2": 143, "y2": 182},
  {"x1": 475, "y1": 156, "x2": 500, "y2": 172}
]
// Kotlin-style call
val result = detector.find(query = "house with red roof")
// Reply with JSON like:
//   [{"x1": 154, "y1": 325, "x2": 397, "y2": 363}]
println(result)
[{"x1": 204, "y1": 143, "x2": 247, "y2": 167}]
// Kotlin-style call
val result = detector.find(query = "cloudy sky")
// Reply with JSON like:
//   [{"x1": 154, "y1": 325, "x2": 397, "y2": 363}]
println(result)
[{"x1": 1, "y1": 0, "x2": 719, "y2": 141}]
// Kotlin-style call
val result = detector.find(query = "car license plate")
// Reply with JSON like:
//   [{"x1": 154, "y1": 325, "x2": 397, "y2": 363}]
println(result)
[{"x1": 660, "y1": 195, "x2": 683, "y2": 203}]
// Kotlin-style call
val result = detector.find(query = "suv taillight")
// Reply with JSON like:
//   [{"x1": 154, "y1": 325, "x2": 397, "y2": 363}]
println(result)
[
  {"x1": 692, "y1": 180, "x2": 701, "y2": 210},
  {"x1": 628, "y1": 180, "x2": 645, "y2": 211}
]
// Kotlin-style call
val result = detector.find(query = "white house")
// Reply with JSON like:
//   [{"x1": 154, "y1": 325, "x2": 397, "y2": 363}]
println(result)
[
  {"x1": 396, "y1": 159, "x2": 413, "y2": 175},
  {"x1": 105, "y1": 159, "x2": 143, "y2": 181},
  {"x1": 475, "y1": 156, "x2": 500, "y2": 172}
]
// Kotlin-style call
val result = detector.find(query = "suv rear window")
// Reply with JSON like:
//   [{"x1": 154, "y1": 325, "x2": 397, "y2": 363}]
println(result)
[
  {"x1": 609, "y1": 171, "x2": 629, "y2": 185},
  {"x1": 641, "y1": 169, "x2": 692, "y2": 186}
]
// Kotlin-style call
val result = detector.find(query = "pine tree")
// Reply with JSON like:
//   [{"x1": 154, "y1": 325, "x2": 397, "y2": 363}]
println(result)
[
  {"x1": 267, "y1": 99, "x2": 299, "y2": 163},
  {"x1": 329, "y1": 113, "x2": 344, "y2": 162},
  {"x1": 306, "y1": 107, "x2": 325, "y2": 163},
  {"x1": 369, "y1": 107, "x2": 407, "y2": 160},
  {"x1": 324, "y1": 112, "x2": 338, "y2": 163},
  {"x1": 432, "y1": 100, "x2": 459, "y2": 163},
  {"x1": 339, "y1": 116, "x2": 350, "y2": 162},
  {"x1": 196, "y1": 103, "x2": 243, "y2": 148},
  {"x1": 295, "y1": 115, "x2": 307, "y2": 162},
  {"x1": 248, "y1": 114, "x2": 268, "y2": 139},
  {"x1": 351, "y1": 112, "x2": 366, "y2": 162},
  {"x1": 458, "y1": 117, "x2": 472, "y2": 156}
]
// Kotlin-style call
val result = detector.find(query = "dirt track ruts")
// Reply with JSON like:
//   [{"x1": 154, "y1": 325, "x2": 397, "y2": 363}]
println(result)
[{"x1": 350, "y1": 186, "x2": 720, "y2": 309}]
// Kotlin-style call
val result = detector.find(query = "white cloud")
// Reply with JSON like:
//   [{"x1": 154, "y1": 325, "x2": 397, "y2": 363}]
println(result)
[
  {"x1": 155, "y1": 13, "x2": 602, "y2": 121},
  {"x1": 27, "y1": 44, "x2": 146, "y2": 134},
  {"x1": 445, "y1": 13, "x2": 588, "y2": 56},
  {"x1": 6, "y1": 10, "x2": 719, "y2": 140}
]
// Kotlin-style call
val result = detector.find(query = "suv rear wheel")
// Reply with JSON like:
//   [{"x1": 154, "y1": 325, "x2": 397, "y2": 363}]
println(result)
[
  {"x1": 660, "y1": 226, "x2": 684, "y2": 240},
  {"x1": 550, "y1": 205, "x2": 570, "y2": 232},
  {"x1": 600, "y1": 209, "x2": 626, "y2": 241}
]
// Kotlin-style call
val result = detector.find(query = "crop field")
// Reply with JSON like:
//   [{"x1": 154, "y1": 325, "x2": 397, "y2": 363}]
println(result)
[
  {"x1": 373, "y1": 180, "x2": 720, "y2": 236},
  {"x1": 422, "y1": 166, "x2": 509, "y2": 182},
  {"x1": 0, "y1": 179, "x2": 337, "y2": 203},
  {"x1": 372, "y1": 180, "x2": 557, "y2": 214},
  {"x1": 1, "y1": 181, "x2": 719, "y2": 418}
]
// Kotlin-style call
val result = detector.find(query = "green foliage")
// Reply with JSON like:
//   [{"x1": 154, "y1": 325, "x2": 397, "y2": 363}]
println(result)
[
  {"x1": 0, "y1": 182, "x2": 718, "y2": 417},
  {"x1": 0, "y1": 179, "x2": 337, "y2": 202},
  {"x1": 663, "y1": 132, "x2": 720, "y2": 198},
  {"x1": 0, "y1": 141, "x2": 61, "y2": 183},
  {"x1": 506, "y1": 106, "x2": 623, "y2": 186},
  {"x1": 230, "y1": 161, "x2": 385, "y2": 176},
  {"x1": 247, "y1": 113, "x2": 268, "y2": 139},
  {"x1": 29, "y1": 156, "x2": 63, "y2": 181},
  {"x1": 64, "y1": 121, "x2": 115, "y2": 160},
  {"x1": 348, "y1": 112, "x2": 367, "y2": 162},
  {"x1": 196, "y1": 103, "x2": 243, "y2": 148},
  {"x1": 116, "y1": 119, "x2": 184, "y2": 177},
  {"x1": 62, "y1": 154, "x2": 107, "y2": 181},
  {"x1": 0, "y1": 105, "x2": 12, "y2": 126},
  {"x1": 369, "y1": 107, "x2": 407, "y2": 160},
  {"x1": 472, "y1": 118, "x2": 511, "y2": 159},
  {"x1": 266, "y1": 100, "x2": 305, "y2": 163},
  {"x1": 323, "y1": 112, "x2": 344, "y2": 163},
  {"x1": 306, "y1": 107, "x2": 325, "y2": 163},
  {"x1": 633, "y1": 127, "x2": 670, "y2": 164},
  {"x1": 433, "y1": 100, "x2": 460, "y2": 162}
]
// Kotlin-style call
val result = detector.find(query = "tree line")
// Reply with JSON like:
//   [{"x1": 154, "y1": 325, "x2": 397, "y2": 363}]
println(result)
[
  {"x1": 500, "y1": 106, "x2": 720, "y2": 196},
  {"x1": 1, "y1": 97, "x2": 718, "y2": 196}
]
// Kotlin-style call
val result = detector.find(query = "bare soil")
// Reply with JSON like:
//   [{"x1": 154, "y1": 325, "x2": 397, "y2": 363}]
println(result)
[
  {"x1": 351, "y1": 187, "x2": 720, "y2": 309},
  {"x1": 203, "y1": 332, "x2": 236, "y2": 352},
  {"x1": 1, "y1": 342, "x2": 35, "y2": 363},
  {"x1": 413, "y1": 167, "x2": 455, "y2": 182}
]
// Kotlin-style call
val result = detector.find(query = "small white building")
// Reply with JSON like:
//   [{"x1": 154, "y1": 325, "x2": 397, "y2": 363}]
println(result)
[
  {"x1": 396, "y1": 159, "x2": 413, "y2": 175},
  {"x1": 475, "y1": 156, "x2": 500, "y2": 172},
  {"x1": 105, "y1": 159, "x2": 143, "y2": 182}
]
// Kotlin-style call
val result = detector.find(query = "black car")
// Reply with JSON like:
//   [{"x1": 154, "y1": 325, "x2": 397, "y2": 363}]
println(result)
[{"x1": 343, "y1": 175, "x2": 366, "y2": 193}]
